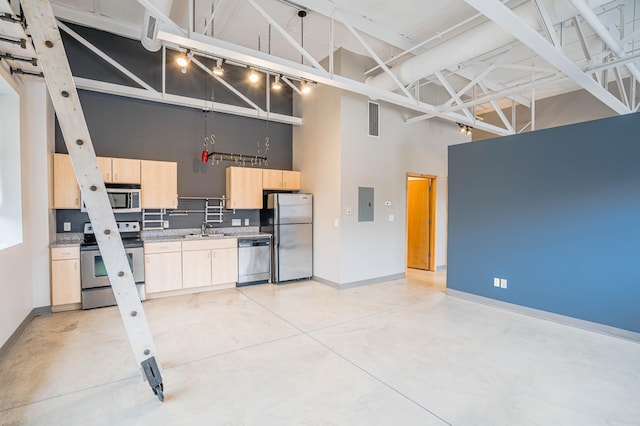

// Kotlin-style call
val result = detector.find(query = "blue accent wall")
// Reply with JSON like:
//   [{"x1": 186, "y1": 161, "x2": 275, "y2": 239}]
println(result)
[{"x1": 448, "y1": 113, "x2": 640, "y2": 333}]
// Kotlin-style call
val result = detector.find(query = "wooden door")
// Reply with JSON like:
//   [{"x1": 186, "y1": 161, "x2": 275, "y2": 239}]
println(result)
[
  {"x1": 282, "y1": 170, "x2": 301, "y2": 190},
  {"x1": 407, "y1": 178, "x2": 431, "y2": 270},
  {"x1": 144, "y1": 251, "x2": 182, "y2": 293},
  {"x1": 226, "y1": 167, "x2": 263, "y2": 209}
]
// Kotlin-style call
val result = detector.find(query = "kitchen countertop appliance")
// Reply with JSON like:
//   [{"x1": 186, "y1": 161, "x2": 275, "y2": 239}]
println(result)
[
  {"x1": 80, "y1": 221, "x2": 145, "y2": 309},
  {"x1": 261, "y1": 193, "x2": 312, "y2": 283},
  {"x1": 237, "y1": 235, "x2": 271, "y2": 286}
]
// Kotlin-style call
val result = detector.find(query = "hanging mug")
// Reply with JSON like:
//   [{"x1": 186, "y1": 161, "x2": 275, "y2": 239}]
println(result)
[{"x1": 201, "y1": 149, "x2": 209, "y2": 163}]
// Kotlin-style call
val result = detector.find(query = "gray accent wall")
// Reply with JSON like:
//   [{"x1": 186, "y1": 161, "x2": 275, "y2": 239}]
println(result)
[
  {"x1": 54, "y1": 23, "x2": 294, "y2": 232},
  {"x1": 448, "y1": 113, "x2": 640, "y2": 333}
]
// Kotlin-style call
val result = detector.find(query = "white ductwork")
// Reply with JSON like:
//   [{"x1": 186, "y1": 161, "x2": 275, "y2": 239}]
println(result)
[
  {"x1": 366, "y1": 0, "x2": 610, "y2": 92},
  {"x1": 141, "y1": 0, "x2": 173, "y2": 52}
]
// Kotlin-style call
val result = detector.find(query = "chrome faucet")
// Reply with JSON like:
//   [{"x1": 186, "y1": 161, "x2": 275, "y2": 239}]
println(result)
[{"x1": 201, "y1": 222, "x2": 207, "y2": 235}]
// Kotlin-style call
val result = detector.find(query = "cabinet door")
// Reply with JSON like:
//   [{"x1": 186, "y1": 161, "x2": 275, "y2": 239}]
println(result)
[
  {"x1": 262, "y1": 169, "x2": 283, "y2": 190},
  {"x1": 226, "y1": 167, "x2": 263, "y2": 209},
  {"x1": 51, "y1": 258, "x2": 81, "y2": 305},
  {"x1": 96, "y1": 157, "x2": 112, "y2": 182},
  {"x1": 212, "y1": 248, "x2": 238, "y2": 285},
  {"x1": 182, "y1": 250, "x2": 212, "y2": 288},
  {"x1": 53, "y1": 153, "x2": 81, "y2": 209},
  {"x1": 144, "y1": 252, "x2": 182, "y2": 293},
  {"x1": 282, "y1": 170, "x2": 301, "y2": 190},
  {"x1": 141, "y1": 160, "x2": 178, "y2": 209},
  {"x1": 112, "y1": 158, "x2": 141, "y2": 183}
]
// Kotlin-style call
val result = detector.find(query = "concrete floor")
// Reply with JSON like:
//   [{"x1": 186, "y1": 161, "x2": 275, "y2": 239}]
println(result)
[{"x1": 1, "y1": 271, "x2": 639, "y2": 425}]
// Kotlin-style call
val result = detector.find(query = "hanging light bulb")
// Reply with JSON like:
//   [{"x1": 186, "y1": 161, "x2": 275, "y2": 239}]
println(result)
[
  {"x1": 176, "y1": 50, "x2": 190, "y2": 67},
  {"x1": 248, "y1": 69, "x2": 260, "y2": 83},
  {"x1": 272, "y1": 75, "x2": 282, "y2": 91},
  {"x1": 466, "y1": 127, "x2": 473, "y2": 136},
  {"x1": 300, "y1": 81, "x2": 311, "y2": 94},
  {"x1": 212, "y1": 58, "x2": 224, "y2": 76}
]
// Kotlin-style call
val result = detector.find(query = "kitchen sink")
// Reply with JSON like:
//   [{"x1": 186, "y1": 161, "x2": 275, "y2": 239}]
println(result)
[{"x1": 182, "y1": 233, "x2": 226, "y2": 239}]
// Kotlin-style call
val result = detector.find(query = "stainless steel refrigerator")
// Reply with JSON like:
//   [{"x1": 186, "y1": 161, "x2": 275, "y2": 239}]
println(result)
[{"x1": 262, "y1": 193, "x2": 313, "y2": 283}]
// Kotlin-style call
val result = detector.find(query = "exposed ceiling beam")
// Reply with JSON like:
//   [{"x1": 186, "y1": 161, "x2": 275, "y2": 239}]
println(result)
[
  {"x1": 463, "y1": 0, "x2": 630, "y2": 115},
  {"x1": 452, "y1": 67, "x2": 531, "y2": 108},
  {"x1": 51, "y1": 3, "x2": 141, "y2": 39},
  {"x1": 277, "y1": 0, "x2": 416, "y2": 52},
  {"x1": 158, "y1": 30, "x2": 511, "y2": 136},
  {"x1": 74, "y1": 77, "x2": 303, "y2": 125}
]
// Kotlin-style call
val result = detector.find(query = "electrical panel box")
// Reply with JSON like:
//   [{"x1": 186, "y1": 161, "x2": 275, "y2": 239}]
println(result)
[{"x1": 358, "y1": 187, "x2": 374, "y2": 222}]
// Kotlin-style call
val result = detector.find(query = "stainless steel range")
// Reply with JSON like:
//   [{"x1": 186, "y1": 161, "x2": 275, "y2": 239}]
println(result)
[{"x1": 80, "y1": 221, "x2": 145, "y2": 309}]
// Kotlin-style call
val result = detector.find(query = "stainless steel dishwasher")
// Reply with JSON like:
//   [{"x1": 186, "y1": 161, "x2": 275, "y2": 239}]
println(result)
[{"x1": 237, "y1": 236, "x2": 271, "y2": 286}]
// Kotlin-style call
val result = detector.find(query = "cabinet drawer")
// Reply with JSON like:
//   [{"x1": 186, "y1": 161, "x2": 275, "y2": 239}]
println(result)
[
  {"x1": 182, "y1": 238, "x2": 237, "y2": 251},
  {"x1": 144, "y1": 241, "x2": 181, "y2": 254},
  {"x1": 51, "y1": 246, "x2": 80, "y2": 260}
]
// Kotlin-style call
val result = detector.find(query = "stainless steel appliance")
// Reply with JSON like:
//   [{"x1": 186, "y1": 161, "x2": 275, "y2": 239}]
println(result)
[
  {"x1": 262, "y1": 193, "x2": 312, "y2": 283},
  {"x1": 237, "y1": 236, "x2": 271, "y2": 286},
  {"x1": 80, "y1": 221, "x2": 145, "y2": 309},
  {"x1": 81, "y1": 184, "x2": 141, "y2": 213}
]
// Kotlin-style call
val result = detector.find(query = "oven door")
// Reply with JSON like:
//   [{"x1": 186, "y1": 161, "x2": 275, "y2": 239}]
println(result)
[{"x1": 80, "y1": 246, "x2": 144, "y2": 289}]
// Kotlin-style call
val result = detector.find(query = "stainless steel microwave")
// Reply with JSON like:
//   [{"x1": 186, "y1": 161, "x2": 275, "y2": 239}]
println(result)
[{"x1": 82, "y1": 184, "x2": 142, "y2": 213}]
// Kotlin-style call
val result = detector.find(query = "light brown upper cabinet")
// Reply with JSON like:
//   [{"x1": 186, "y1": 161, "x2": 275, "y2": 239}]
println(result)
[
  {"x1": 140, "y1": 160, "x2": 178, "y2": 209},
  {"x1": 53, "y1": 153, "x2": 81, "y2": 209},
  {"x1": 226, "y1": 166, "x2": 263, "y2": 209},
  {"x1": 97, "y1": 157, "x2": 141, "y2": 183},
  {"x1": 262, "y1": 169, "x2": 301, "y2": 191}
]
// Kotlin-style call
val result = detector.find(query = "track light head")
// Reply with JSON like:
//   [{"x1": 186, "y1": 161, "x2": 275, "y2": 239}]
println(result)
[
  {"x1": 249, "y1": 69, "x2": 260, "y2": 83},
  {"x1": 272, "y1": 75, "x2": 282, "y2": 90},
  {"x1": 300, "y1": 81, "x2": 311, "y2": 94},
  {"x1": 212, "y1": 58, "x2": 224, "y2": 76},
  {"x1": 176, "y1": 50, "x2": 190, "y2": 68}
]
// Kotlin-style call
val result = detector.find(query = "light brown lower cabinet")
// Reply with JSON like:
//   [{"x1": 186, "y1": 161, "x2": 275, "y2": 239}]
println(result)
[
  {"x1": 50, "y1": 247, "x2": 81, "y2": 311},
  {"x1": 145, "y1": 238, "x2": 238, "y2": 297},
  {"x1": 144, "y1": 241, "x2": 182, "y2": 294}
]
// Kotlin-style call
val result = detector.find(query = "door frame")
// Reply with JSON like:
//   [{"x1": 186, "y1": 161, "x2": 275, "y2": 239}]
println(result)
[{"x1": 406, "y1": 173, "x2": 437, "y2": 271}]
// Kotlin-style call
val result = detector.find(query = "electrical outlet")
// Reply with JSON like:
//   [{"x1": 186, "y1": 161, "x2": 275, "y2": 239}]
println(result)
[
  {"x1": 63, "y1": 222, "x2": 71, "y2": 232},
  {"x1": 388, "y1": 214, "x2": 394, "y2": 222},
  {"x1": 232, "y1": 219, "x2": 241, "y2": 226},
  {"x1": 163, "y1": 220, "x2": 169, "y2": 229},
  {"x1": 244, "y1": 218, "x2": 249, "y2": 226},
  {"x1": 334, "y1": 218, "x2": 339, "y2": 227},
  {"x1": 493, "y1": 278, "x2": 500, "y2": 287},
  {"x1": 500, "y1": 279, "x2": 507, "y2": 289},
  {"x1": 346, "y1": 207, "x2": 352, "y2": 216}
]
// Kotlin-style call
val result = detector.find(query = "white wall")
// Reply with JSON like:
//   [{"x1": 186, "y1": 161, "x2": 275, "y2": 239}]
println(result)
[
  {"x1": 293, "y1": 84, "x2": 342, "y2": 284},
  {"x1": 293, "y1": 70, "x2": 468, "y2": 286},
  {"x1": 339, "y1": 91, "x2": 467, "y2": 284},
  {"x1": 0, "y1": 69, "x2": 52, "y2": 348}
]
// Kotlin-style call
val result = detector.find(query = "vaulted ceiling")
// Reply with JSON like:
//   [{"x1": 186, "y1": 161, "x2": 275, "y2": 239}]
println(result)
[{"x1": 2, "y1": 0, "x2": 640, "y2": 135}]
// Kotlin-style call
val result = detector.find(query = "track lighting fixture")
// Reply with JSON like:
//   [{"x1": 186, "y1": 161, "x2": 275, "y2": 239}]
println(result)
[
  {"x1": 272, "y1": 75, "x2": 282, "y2": 91},
  {"x1": 248, "y1": 69, "x2": 260, "y2": 83},
  {"x1": 212, "y1": 58, "x2": 224, "y2": 76},
  {"x1": 300, "y1": 80, "x2": 312, "y2": 94},
  {"x1": 176, "y1": 50, "x2": 190, "y2": 67},
  {"x1": 457, "y1": 123, "x2": 473, "y2": 136},
  {"x1": 176, "y1": 50, "x2": 190, "y2": 74}
]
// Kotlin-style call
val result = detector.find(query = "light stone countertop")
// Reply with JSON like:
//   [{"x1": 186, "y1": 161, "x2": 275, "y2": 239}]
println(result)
[{"x1": 50, "y1": 227, "x2": 271, "y2": 248}]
